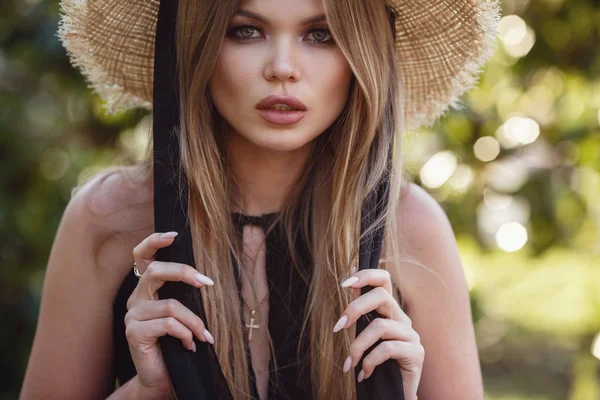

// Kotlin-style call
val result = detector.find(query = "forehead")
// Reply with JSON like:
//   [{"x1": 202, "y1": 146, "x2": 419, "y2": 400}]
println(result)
[{"x1": 238, "y1": 0, "x2": 326, "y2": 22}]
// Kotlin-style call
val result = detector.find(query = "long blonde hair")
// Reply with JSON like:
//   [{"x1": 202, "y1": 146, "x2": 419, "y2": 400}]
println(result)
[{"x1": 104, "y1": 0, "x2": 416, "y2": 398}]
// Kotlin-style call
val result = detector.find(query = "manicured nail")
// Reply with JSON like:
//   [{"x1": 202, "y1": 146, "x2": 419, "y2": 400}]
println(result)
[
  {"x1": 204, "y1": 329, "x2": 215, "y2": 345},
  {"x1": 196, "y1": 273, "x2": 214, "y2": 286},
  {"x1": 357, "y1": 369, "x2": 365, "y2": 382},
  {"x1": 343, "y1": 356, "x2": 352, "y2": 373},
  {"x1": 333, "y1": 314, "x2": 348, "y2": 333},
  {"x1": 161, "y1": 231, "x2": 178, "y2": 239},
  {"x1": 191, "y1": 341, "x2": 197, "y2": 353},
  {"x1": 341, "y1": 276, "x2": 359, "y2": 288}
]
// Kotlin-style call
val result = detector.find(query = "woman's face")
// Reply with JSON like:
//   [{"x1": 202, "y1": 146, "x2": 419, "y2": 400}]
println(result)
[{"x1": 209, "y1": 0, "x2": 353, "y2": 152}]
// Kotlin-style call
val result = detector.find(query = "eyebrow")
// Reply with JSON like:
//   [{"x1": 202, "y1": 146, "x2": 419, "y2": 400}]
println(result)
[{"x1": 235, "y1": 9, "x2": 327, "y2": 25}]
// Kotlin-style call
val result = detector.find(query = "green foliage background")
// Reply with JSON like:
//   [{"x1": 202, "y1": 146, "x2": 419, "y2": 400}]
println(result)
[{"x1": 1, "y1": 0, "x2": 599, "y2": 398}]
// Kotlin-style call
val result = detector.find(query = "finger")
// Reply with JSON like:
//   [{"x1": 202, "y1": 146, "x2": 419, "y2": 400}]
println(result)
[
  {"x1": 128, "y1": 261, "x2": 214, "y2": 306},
  {"x1": 132, "y1": 232, "x2": 179, "y2": 272},
  {"x1": 352, "y1": 286, "x2": 360, "y2": 300},
  {"x1": 358, "y1": 340, "x2": 425, "y2": 381},
  {"x1": 126, "y1": 316, "x2": 197, "y2": 353},
  {"x1": 340, "y1": 269, "x2": 393, "y2": 295},
  {"x1": 126, "y1": 299, "x2": 213, "y2": 343},
  {"x1": 333, "y1": 287, "x2": 405, "y2": 333},
  {"x1": 345, "y1": 318, "x2": 417, "y2": 371}
]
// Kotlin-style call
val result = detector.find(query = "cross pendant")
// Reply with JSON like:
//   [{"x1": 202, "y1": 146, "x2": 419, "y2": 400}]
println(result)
[{"x1": 245, "y1": 310, "x2": 260, "y2": 341}]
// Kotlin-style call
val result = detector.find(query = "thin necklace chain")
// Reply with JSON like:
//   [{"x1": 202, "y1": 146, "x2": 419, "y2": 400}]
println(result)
[
  {"x1": 239, "y1": 224, "x2": 269, "y2": 341},
  {"x1": 239, "y1": 232, "x2": 269, "y2": 314},
  {"x1": 241, "y1": 292, "x2": 269, "y2": 312}
]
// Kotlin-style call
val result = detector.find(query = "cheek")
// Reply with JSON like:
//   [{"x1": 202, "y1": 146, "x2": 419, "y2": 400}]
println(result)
[
  {"x1": 210, "y1": 45, "x2": 257, "y2": 105},
  {"x1": 311, "y1": 52, "x2": 352, "y2": 116}
]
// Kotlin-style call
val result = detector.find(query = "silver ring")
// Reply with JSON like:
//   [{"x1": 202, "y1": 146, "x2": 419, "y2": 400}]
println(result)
[{"x1": 133, "y1": 262, "x2": 143, "y2": 278}]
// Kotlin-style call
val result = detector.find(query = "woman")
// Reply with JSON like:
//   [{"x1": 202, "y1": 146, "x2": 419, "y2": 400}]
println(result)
[{"x1": 21, "y1": 0, "x2": 500, "y2": 399}]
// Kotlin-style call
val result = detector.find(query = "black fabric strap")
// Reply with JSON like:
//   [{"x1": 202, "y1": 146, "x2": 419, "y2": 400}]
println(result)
[
  {"x1": 152, "y1": 0, "x2": 231, "y2": 398},
  {"x1": 355, "y1": 144, "x2": 405, "y2": 399},
  {"x1": 151, "y1": 0, "x2": 404, "y2": 398}
]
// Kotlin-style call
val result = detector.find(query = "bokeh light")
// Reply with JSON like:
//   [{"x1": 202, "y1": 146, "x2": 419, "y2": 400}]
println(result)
[
  {"x1": 499, "y1": 15, "x2": 536, "y2": 58},
  {"x1": 495, "y1": 222, "x2": 528, "y2": 252},
  {"x1": 495, "y1": 115, "x2": 540, "y2": 149},
  {"x1": 474, "y1": 136, "x2": 501, "y2": 162},
  {"x1": 420, "y1": 150, "x2": 457, "y2": 189}
]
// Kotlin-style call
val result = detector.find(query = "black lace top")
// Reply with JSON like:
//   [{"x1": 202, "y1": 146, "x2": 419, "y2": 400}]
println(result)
[{"x1": 112, "y1": 211, "x2": 313, "y2": 399}]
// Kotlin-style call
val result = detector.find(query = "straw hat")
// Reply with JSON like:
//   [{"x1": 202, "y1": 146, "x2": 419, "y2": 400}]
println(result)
[{"x1": 57, "y1": 0, "x2": 501, "y2": 131}]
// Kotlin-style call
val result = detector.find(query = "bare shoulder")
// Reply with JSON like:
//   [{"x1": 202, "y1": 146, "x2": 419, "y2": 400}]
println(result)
[
  {"x1": 397, "y1": 182, "x2": 453, "y2": 241},
  {"x1": 393, "y1": 183, "x2": 484, "y2": 398},
  {"x1": 66, "y1": 164, "x2": 155, "y2": 290},
  {"x1": 73, "y1": 164, "x2": 154, "y2": 236},
  {"x1": 75, "y1": 164, "x2": 154, "y2": 279},
  {"x1": 394, "y1": 182, "x2": 461, "y2": 304}
]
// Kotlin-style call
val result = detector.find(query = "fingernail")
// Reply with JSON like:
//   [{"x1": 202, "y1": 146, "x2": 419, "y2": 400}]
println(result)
[
  {"x1": 341, "y1": 276, "x2": 359, "y2": 288},
  {"x1": 333, "y1": 314, "x2": 348, "y2": 333},
  {"x1": 161, "y1": 231, "x2": 178, "y2": 239},
  {"x1": 204, "y1": 329, "x2": 215, "y2": 345},
  {"x1": 343, "y1": 356, "x2": 352, "y2": 373},
  {"x1": 357, "y1": 369, "x2": 365, "y2": 382},
  {"x1": 196, "y1": 273, "x2": 214, "y2": 286},
  {"x1": 191, "y1": 341, "x2": 197, "y2": 353}
]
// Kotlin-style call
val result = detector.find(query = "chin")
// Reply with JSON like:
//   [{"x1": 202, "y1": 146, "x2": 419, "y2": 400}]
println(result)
[
  {"x1": 223, "y1": 112, "x2": 321, "y2": 152},
  {"x1": 237, "y1": 127, "x2": 317, "y2": 153}
]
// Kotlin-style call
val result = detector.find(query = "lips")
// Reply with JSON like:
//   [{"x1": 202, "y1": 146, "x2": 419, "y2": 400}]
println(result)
[
  {"x1": 256, "y1": 95, "x2": 307, "y2": 111},
  {"x1": 256, "y1": 94, "x2": 307, "y2": 125},
  {"x1": 256, "y1": 108, "x2": 306, "y2": 125}
]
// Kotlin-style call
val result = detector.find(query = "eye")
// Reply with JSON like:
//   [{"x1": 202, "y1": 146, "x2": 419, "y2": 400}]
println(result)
[
  {"x1": 305, "y1": 28, "x2": 333, "y2": 44},
  {"x1": 229, "y1": 24, "x2": 262, "y2": 39}
]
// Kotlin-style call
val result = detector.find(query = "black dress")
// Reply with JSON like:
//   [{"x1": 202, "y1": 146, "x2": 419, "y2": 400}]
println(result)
[{"x1": 112, "y1": 211, "x2": 313, "y2": 399}]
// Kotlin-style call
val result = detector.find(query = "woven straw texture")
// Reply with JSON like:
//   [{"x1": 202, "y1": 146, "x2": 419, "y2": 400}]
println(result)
[{"x1": 57, "y1": 0, "x2": 501, "y2": 130}]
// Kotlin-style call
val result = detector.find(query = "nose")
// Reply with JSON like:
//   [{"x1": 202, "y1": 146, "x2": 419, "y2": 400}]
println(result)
[{"x1": 263, "y1": 38, "x2": 301, "y2": 83}]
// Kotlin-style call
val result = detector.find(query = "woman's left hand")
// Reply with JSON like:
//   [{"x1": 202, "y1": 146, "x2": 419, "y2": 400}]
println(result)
[{"x1": 333, "y1": 269, "x2": 424, "y2": 400}]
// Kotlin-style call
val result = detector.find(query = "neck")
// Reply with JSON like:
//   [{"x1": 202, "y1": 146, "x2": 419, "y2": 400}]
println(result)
[{"x1": 227, "y1": 133, "x2": 312, "y2": 216}]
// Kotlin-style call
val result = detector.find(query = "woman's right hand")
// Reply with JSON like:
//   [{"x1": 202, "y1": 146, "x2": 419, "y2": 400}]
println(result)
[{"x1": 124, "y1": 231, "x2": 215, "y2": 399}]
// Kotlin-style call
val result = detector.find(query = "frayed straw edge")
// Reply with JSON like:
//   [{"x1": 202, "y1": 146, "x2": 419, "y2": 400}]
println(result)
[
  {"x1": 57, "y1": 0, "x2": 152, "y2": 116},
  {"x1": 407, "y1": 0, "x2": 502, "y2": 131}
]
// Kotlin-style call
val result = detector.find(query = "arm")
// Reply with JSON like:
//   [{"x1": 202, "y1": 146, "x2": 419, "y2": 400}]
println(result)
[
  {"x1": 393, "y1": 183, "x2": 484, "y2": 400},
  {"x1": 20, "y1": 174, "x2": 124, "y2": 399},
  {"x1": 106, "y1": 375, "x2": 165, "y2": 400}
]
